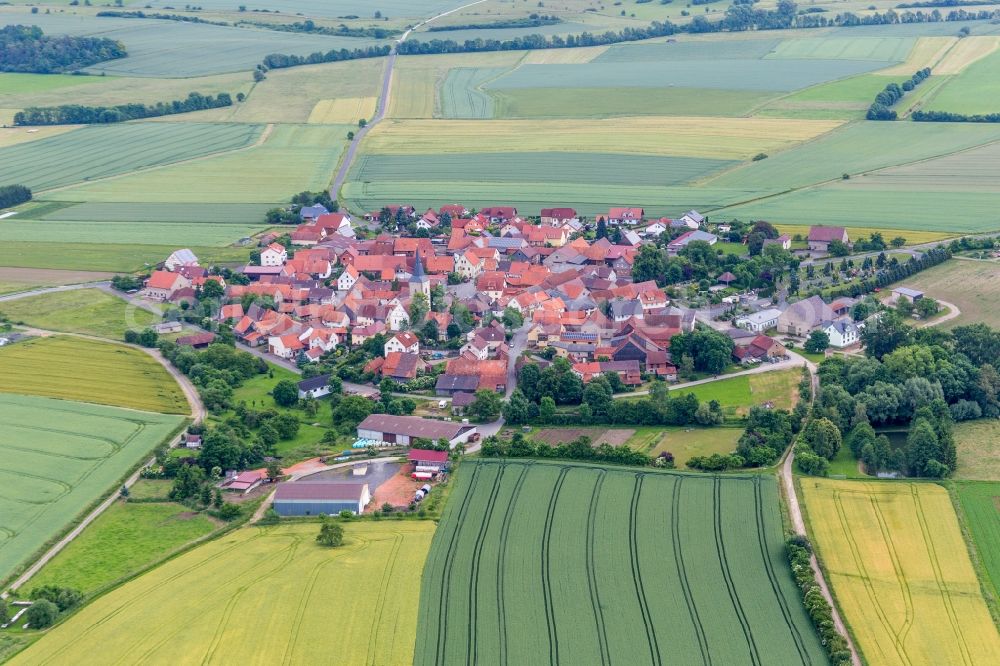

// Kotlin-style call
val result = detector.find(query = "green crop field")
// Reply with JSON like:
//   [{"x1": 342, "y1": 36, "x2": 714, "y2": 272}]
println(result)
[
  {"x1": 648, "y1": 426, "x2": 744, "y2": 468},
  {"x1": 47, "y1": 124, "x2": 347, "y2": 204},
  {"x1": 954, "y1": 481, "x2": 1000, "y2": 603},
  {"x1": 37, "y1": 202, "x2": 273, "y2": 224},
  {"x1": 0, "y1": 72, "x2": 109, "y2": 96},
  {"x1": 0, "y1": 219, "x2": 264, "y2": 248},
  {"x1": 0, "y1": 241, "x2": 249, "y2": 272},
  {"x1": 953, "y1": 419, "x2": 1000, "y2": 480},
  {"x1": 493, "y1": 87, "x2": 776, "y2": 119},
  {"x1": 926, "y1": 49, "x2": 1000, "y2": 115},
  {"x1": 595, "y1": 39, "x2": 782, "y2": 62},
  {"x1": 0, "y1": 123, "x2": 263, "y2": 193},
  {"x1": 802, "y1": 479, "x2": 1000, "y2": 665},
  {"x1": 416, "y1": 460, "x2": 825, "y2": 665},
  {"x1": 0, "y1": 393, "x2": 184, "y2": 586},
  {"x1": 11, "y1": 521, "x2": 434, "y2": 664},
  {"x1": 0, "y1": 289, "x2": 160, "y2": 340},
  {"x1": 440, "y1": 67, "x2": 506, "y2": 119},
  {"x1": 0, "y1": 336, "x2": 188, "y2": 414},
  {"x1": 765, "y1": 36, "x2": 915, "y2": 61},
  {"x1": 27, "y1": 501, "x2": 219, "y2": 595}
]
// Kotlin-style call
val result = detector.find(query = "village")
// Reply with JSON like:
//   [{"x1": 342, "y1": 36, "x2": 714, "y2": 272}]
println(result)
[{"x1": 127, "y1": 202, "x2": 943, "y2": 515}]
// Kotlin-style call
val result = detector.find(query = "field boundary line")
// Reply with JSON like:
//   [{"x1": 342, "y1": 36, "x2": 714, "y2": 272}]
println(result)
[
  {"x1": 629, "y1": 474, "x2": 662, "y2": 666},
  {"x1": 585, "y1": 469, "x2": 611, "y2": 666},
  {"x1": 35, "y1": 123, "x2": 273, "y2": 198},
  {"x1": 495, "y1": 462, "x2": 531, "y2": 666},
  {"x1": 434, "y1": 462, "x2": 484, "y2": 665},
  {"x1": 541, "y1": 467, "x2": 570, "y2": 665},
  {"x1": 713, "y1": 476, "x2": 761, "y2": 666},
  {"x1": 467, "y1": 465, "x2": 506, "y2": 665},
  {"x1": 910, "y1": 485, "x2": 974, "y2": 665},
  {"x1": 672, "y1": 476, "x2": 711, "y2": 665},
  {"x1": 833, "y1": 489, "x2": 910, "y2": 666}
]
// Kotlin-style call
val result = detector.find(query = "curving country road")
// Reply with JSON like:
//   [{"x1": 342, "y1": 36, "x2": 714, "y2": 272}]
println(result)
[{"x1": 329, "y1": 0, "x2": 489, "y2": 204}]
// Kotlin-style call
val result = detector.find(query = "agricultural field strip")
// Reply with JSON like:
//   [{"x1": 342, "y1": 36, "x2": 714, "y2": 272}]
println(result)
[
  {"x1": 415, "y1": 460, "x2": 825, "y2": 665},
  {"x1": 803, "y1": 480, "x2": 1000, "y2": 666},
  {"x1": 0, "y1": 394, "x2": 184, "y2": 585},
  {"x1": 954, "y1": 482, "x2": 1000, "y2": 603},
  {"x1": 440, "y1": 67, "x2": 511, "y2": 119},
  {"x1": 0, "y1": 123, "x2": 264, "y2": 193},
  {"x1": 925, "y1": 47, "x2": 1000, "y2": 114},
  {"x1": 9, "y1": 522, "x2": 434, "y2": 664}
]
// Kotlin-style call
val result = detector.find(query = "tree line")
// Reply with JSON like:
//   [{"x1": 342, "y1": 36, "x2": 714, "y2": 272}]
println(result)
[
  {"x1": 481, "y1": 432, "x2": 669, "y2": 468},
  {"x1": 427, "y1": 14, "x2": 561, "y2": 32},
  {"x1": 913, "y1": 109, "x2": 1000, "y2": 122},
  {"x1": 785, "y1": 536, "x2": 853, "y2": 666},
  {"x1": 867, "y1": 68, "x2": 930, "y2": 120},
  {"x1": 823, "y1": 246, "x2": 950, "y2": 300},
  {"x1": 260, "y1": 44, "x2": 391, "y2": 70},
  {"x1": 0, "y1": 185, "x2": 31, "y2": 209},
  {"x1": 14, "y1": 92, "x2": 233, "y2": 125},
  {"x1": 96, "y1": 11, "x2": 401, "y2": 38},
  {"x1": 0, "y1": 25, "x2": 126, "y2": 73}
]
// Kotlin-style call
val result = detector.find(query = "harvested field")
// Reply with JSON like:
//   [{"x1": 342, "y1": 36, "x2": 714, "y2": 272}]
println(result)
[
  {"x1": 900, "y1": 259, "x2": 1000, "y2": 328},
  {"x1": 801, "y1": 479, "x2": 1000, "y2": 666},
  {"x1": 0, "y1": 267, "x2": 113, "y2": 295},
  {"x1": 362, "y1": 117, "x2": 842, "y2": 160},
  {"x1": 0, "y1": 123, "x2": 264, "y2": 193},
  {"x1": 532, "y1": 427, "x2": 634, "y2": 446},
  {"x1": 415, "y1": 460, "x2": 826, "y2": 665},
  {"x1": 933, "y1": 36, "x2": 1000, "y2": 75},
  {"x1": 307, "y1": 97, "x2": 378, "y2": 124},
  {"x1": 877, "y1": 36, "x2": 957, "y2": 76},
  {"x1": 0, "y1": 393, "x2": 184, "y2": 586},
  {"x1": 0, "y1": 336, "x2": 188, "y2": 414},
  {"x1": 0, "y1": 289, "x2": 159, "y2": 340},
  {"x1": 0, "y1": 125, "x2": 77, "y2": 149},
  {"x1": 11, "y1": 522, "x2": 434, "y2": 664}
]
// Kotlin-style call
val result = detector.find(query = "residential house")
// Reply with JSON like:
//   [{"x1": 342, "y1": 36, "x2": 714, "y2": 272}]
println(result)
[
  {"x1": 299, "y1": 204, "x2": 328, "y2": 221},
  {"x1": 824, "y1": 319, "x2": 861, "y2": 348},
  {"x1": 678, "y1": 210, "x2": 705, "y2": 228},
  {"x1": 260, "y1": 243, "x2": 287, "y2": 267},
  {"x1": 269, "y1": 333, "x2": 305, "y2": 359},
  {"x1": 807, "y1": 226, "x2": 849, "y2": 252},
  {"x1": 733, "y1": 335, "x2": 787, "y2": 364},
  {"x1": 366, "y1": 351, "x2": 424, "y2": 381},
  {"x1": 142, "y1": 271, "x2": 192, "y2": 300},
  {"x1": 667, "y1": 230, "x2": 718, "y2": 255},
  {"x1": 481, "y1": 206, "x2": 517, "y2": 223},
  {"x1": 605, "y1": 207, "x2": 644, "y2": 226},
  {"x1": 385, "y1": 331, "x2": 420, "y2": 356},
  {"x1": 337, "y1": 264, "x2": 359, "y2": 292},
  {"x1": 643, "y1": 219, "x2": 668, "y2": 237},
  {"x1": 763, "y1": 234, "x2": 792, "y2": 250},
  {"x1": 540, "y1": 207, "x2": 579, "y2": 226},
  {"x1": 298, "y1": 374, "x2": 332, "y2": 399},
  {"x1": 777, "y1": 295, "x2": 835, "y2": 336}
]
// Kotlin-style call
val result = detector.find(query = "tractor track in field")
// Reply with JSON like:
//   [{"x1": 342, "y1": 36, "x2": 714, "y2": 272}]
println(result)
[
  {"x1": 496, "y1": 462, "x2": 531, "y2": 666},
  {"x1": 367, "y1": 532, "x2": 404, "y2": 666},
  {"x1": 283, "y1": 556, "x2": 336, "y2": 666},
  {"x1": 910, "y1": 485, "x2": 974, "y2": 665},
  {"x1": 434, "y1": 462, "x2": 483, "y2": 665},
  {"x1": 870, "y1": 495, "x2": 916, "y2": 659},
  {"x1": 753, "y1": 476, "x2": 813, "y2": 666},
  {"x1": 714, "y1": 476, "x2": 761, "y2": 666},
  {"x1": 671, "y1": 476, "x2": 711, "y2": 666},
  {"x1": 585, "y1": 469, "x2": 611, "y2": 666},
  {"x1": 833, "y1": 490, "x2": 911, "y2": 666},
  {"x1": 541, "y1": 467, "x2": 570, "y2": 666},
  {"x1": 467, "y1": 465, "x2": 506, "y2": 665},
  {"x1": 629, "y1": 474, "x2": 662, "y2": 666}
]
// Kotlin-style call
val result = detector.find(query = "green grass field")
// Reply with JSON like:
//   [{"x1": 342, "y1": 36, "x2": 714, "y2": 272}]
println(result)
[
  {"x1": 0, "y1": 219, "x2": 264, "y2": 248},
  {"x1": 0, "y1": 336, "x2": 188, "y2": 414},
  {"x1": 0, "y1": 241, "x2": 249, "y2": 272},
  {"x1": 764, "y1": 36, "x2": 915, "y2": 61},
  {"x1": 926, "y1": 48, "x2": 1000, "y2": 115},
  {"x1": 0, "y1": 289, "x2": 159, "y2": 340},
  {"x1": 37, "y1": 202, "x2": 274, "y2": 224},
  {"x1": 495, "y1": 86, "x2": 775, "y2": 118},
  {"x1": 26, "y1": 501, "x2": 219, "y2": 595},
  {"x1": 670, "y1": 369, "x2": 800, "y2": 419},
  {"x1": 0, "y1": 394, "x2": 184, "y2": 586},
  {"x1": 649, "y1": 426, "x2": 744, "y2": 468},
  {"x1": 802, "y1": 479, "x2": 1000, "y2": 665},
  {"x1": 11, "y1": 521, "x2": 434, "y2": 664},
  {"x1": 47, "y1": 124, "x2": 347, "y2": 204},
  {"x1": 954, "y1": 481, "x2": 1000, "y2": 604},
  {"x1": 0, "y1": 72, "x2": 109, "y2": 95},
  {"x1": 953, "y1": 419, "x2": 1000, "y2": 480},
  {"x1": 416, "y1": 460, "x2": 825, "y2": 664},
  {"x1": 0, "y1": 123, "x2": 263, "y2": 192}
]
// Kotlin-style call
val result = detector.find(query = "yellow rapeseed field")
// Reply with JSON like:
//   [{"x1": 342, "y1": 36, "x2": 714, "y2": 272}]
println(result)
[
  {"x1": 801, "y1": 479, "x2": 1000, "y2": 666},
  {"x1": 308, "y1": 97, "x2": 377, "y2": 124},
  {"x1": 12, "y1": 521, "x2": 435, "y2": 665},
  {"x1": 363, "y1": 117, "x2": 843, "y2": 160}
]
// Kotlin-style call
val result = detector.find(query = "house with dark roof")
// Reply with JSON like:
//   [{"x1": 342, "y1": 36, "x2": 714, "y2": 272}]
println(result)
[
  {"x1": 435, "y1": 374, "x2": 480, "y2": 396},
  {"x1": 298, "y1": 374, "x2": 332, "y2": 399}
]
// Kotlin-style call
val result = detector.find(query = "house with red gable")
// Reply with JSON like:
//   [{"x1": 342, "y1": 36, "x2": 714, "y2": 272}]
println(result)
[
  {"x1": 605, "y1": 207, "x2": 644, "y2": 225},
  {"x1": 540, "y1": 207, "x2": 579, "y2": 226},
  {"x1": 439, "y1": 203, "x2": 468, "y2": 218},
  {"x1": 385, "y1": 331, "x2": 420, "y2": 355},
  {"x1": 142, "y1": 270, "x2": 191, "y2": 301},
  {"x1": 480, "y1": 206, "x2": 517, "y2": 223},
  {"x1": 268, "y1": 333, "x2": 305, "y2": 359},
  {"x1": 807, "y1": 225, "x2": 849, "y2": 252},
  {"x1": 260, "y1": 242, "x2": 287, "y2": 267}
]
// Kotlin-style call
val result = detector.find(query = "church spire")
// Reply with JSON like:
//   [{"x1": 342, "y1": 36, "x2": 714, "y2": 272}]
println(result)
[{"x1": 411, "y1": 247, "x2": 427, "y2": 281}]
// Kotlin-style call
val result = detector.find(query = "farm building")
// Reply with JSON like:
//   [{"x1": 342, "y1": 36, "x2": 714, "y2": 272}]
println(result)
[
  {"x1": 272, "y1": 482, "x2": 371, "y2": 516},
  {"x1": 297, "y1": 374, "x2": 332, "y2": 399},
  {"x1": 176, "y1": 332, "x2": 217, "y2": 349},
  {"x1": 225, "y1": 470, "x2": 265, "y2": 494},
  {"x1": 409, "y1": 448, "x2": 450, "y2": 480},
  {"x1": 806, "y1": 226, "x2": 849, "y2": 252},
  {"x1": 734, "y1": 308, "x2": 783, "y2": 333},
  {"x1": 891, "y1": 286, "x2": 924, "y2": 304},
  {"x1": 356, "y1": 414, "x2": 476, "y2": 448}
]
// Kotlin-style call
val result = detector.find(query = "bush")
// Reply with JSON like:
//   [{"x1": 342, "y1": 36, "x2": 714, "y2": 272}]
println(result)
[
  {"x1": 24, "y1": 599, "x2": 60, "y2": 629},
  {"x1": 0, "y1": 184, "x2": 32, "y2": 208}
]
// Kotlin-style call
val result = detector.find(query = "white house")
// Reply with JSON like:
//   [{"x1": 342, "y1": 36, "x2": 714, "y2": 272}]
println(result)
[
  {"x1": 824, "y1": 319, "x2": 861, "y2": 348},
  {"x1": 268, "y1": 334, "x2": 304, "y2": 359},
  {"x1": 384, "y1": 331, "x2": 420, "y2": 356},
  {"x1": 297, "y1": 374, "x2": 332, "y2": 399},
  {"x1": 142, "y1": 270, "x2": 191, "y2": 300},
  {"x1": 734, "y1": 308, "x2": 783, "y2": 333},
  {"x1": 164, "y1": 249, "x2": 199, "y2": 272},
  {"x1": 337, "y1": 264, "x2": 359, "y2": 292},
  {"x1": 643, "y1": 220, "x2": 668, "y2": 237},
  {"x1": 679, "y1": 210, "x2": 705, "y2": 228},
  {"x1": 386, "y1": 303, "x2": 409, "y2": 331},
  {"x1": 260, "y1": 242, "x2": 287, "y2": 267},
  {"x1": 763, "y1": 234, "x2": 792, "y2": 251}
]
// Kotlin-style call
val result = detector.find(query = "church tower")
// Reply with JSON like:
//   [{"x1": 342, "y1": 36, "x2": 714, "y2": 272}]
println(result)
[{"x1": 410, "y1": 247, "x2": 431, "y2": 300}]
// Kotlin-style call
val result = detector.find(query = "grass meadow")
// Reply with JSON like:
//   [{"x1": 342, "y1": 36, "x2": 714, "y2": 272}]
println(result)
[
  {"x1": 0, "y1": 123, "x2": 263, "y2": 193},
  {"x1": 0, "y1": 241, "x2": 249, "y2": 272},
  {"x1": 926, "y1": 48, "x2": 1000, "y2": 114},
  {"x1": 954, "y1": 481, "x2": 1000, "y2": 606},
  {"x1": 0, "y1": 289, "x2": 160, "y2": 340},
  {"x1": 801, "y1": 479, "x2": 1000, "y2": 666},
  {"x1": 902, "y1": 259, "x2": 1000, "y2": 329},
  {"x1": 416, "y1": 460, "x2": 825, "y2": 665},
  {"x1": 0, "y1": 336, "x2": 188, "y2": 414},
  {"x1": 26, "y1": 501, "x2": 219, "y2": 595},
  {"x1": 649, "y1": 427, "x2": 744, "y2": 468},
  {"x1": 670, "y1": 369, "x2": 800, "y2": 419},
  {"x1": 953, "y1": 419, "x2": 1000, "y2": 480},
  {"x1": 10, "y1": 521, "x2": 435, "y2": 664},
  {"x1": 0, "y1": 394, "x2": 184, "y2": 586}
]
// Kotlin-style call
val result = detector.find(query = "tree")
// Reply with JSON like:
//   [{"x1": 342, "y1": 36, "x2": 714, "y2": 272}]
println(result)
[
  {"x1": 582, "y1": 376, "x2": 613, "y2": 420},
  {"x1": 200, "y1": 279, "x2": 224, "y2": 299},
  {"x1": 631, "y1": 243, "x2": 666, "y2": 284},
  {"x1": 213, "y1": 487, "x2": 223, "y2": 509},
  {"x1": 266, "y1": 461, "x2": 282, "y2": 481},
  {"x1": 408, "y1": 291, "x2": 429, "y2": 325},
  {"x1": 827, "y1": 240, "x2": 850, "y2": 257},
  {"x1": 595, "y1": 217, "x2": 608, "y2": 240},
  {"x1": 502, "y1": 306, "x2": 523, "y2": 329},
  {"x1": 915, "y1": 297, "x2": 939, "y2": 319},
  {"x1": 906, "y1": 417, "x2": 942, "y2": 477},
  {"x1": 332, "y1": 395, "x2": 373, "y2": 431},
  {"x1": 861, "y1": 309, "x2": 912, "y2": 359},
  {"x1": 503, "y1": 389, "x2": 532, "y2": 425},
  {"x1": 539, "y1": 396, "x2": 556, "y2": 422},
  {"x1": 420, "y1": 319, "x2": 439, "y2": 342},
  {"x1": 316, "y1": 517, "x2": 344, "y2": 547},
  {"x1": 272, "y1": 379, "x2": 299, "y2": 407},
  {"x1": 0, "y1": 599, "x2": 8, "y2": 626},
  {"x1": 468, "y1": 389, "x2": 503, "y2": 421},
  {"x1": 801, "y1": 417, "x2": 842, "y2": 460},
  {"x1": 804, "y1": 330, "x2": 829, "y2": 354},
  {"x1": 890, "y1": 236, "x2": 906, "y2": 248},
  {"x1": 25, "y1": 599, "x2": 59, "y2": 629}
]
